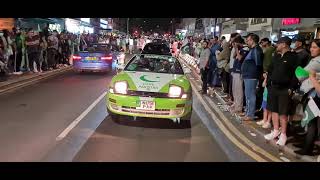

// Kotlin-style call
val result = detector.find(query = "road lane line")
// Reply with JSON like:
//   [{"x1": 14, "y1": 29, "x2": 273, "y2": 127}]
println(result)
[
  {"x1": 56, "y1": 91, "x2": 108, "y2": 141},
  {"x1": 203, "y1": 94, "x2": 282, "y2": 162},
  {"x1": 190, "y1": 82, "x2": 267, "y2": 162},
  {"x1": 179, "y1": 57, "x2": 282, "y2": 162},
  {"x1": 191, "y1": 78, "x2": 281, "y2": 162}
]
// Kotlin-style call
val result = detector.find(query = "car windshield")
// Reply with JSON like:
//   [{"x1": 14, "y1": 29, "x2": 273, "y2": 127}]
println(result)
[
  {"x1": 84, "y1": 44, "x2": 116, "y2": 53},
  {"x1": 142, "y1": 43, "x2": 171, "y2": 55},
  {"x1": 124, "y1": 54, "x2": 184, "y2": 75}
]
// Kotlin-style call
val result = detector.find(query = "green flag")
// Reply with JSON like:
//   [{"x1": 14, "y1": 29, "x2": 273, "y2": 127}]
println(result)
[
  {"x1": 302, "y1": 97, "x2": 320, "y2": 127},
  {"x1": 295, "y1": 66, "x2": 309, "y2": 80}
]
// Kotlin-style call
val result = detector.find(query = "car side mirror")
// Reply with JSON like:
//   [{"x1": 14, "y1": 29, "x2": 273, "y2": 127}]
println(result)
[{"x1": 183, "y1": 67, "x2": 191, "y2": 74}]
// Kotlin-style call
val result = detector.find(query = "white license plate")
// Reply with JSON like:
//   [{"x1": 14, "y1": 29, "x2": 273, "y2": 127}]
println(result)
[
  {"x1": 85, "y1": 57, "x2": 97, "y2": 60},
  {"x1": 137, "y1": 100, "x2": 155, "y2": 110}
]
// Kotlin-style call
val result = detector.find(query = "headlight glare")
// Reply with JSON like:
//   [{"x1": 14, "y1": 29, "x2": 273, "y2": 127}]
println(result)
[{"x1": 114, "y1": 81, "x2": 128, "y2": 94}]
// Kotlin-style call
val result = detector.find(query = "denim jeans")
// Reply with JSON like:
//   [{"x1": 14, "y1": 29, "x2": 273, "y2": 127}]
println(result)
[{"x1": 244, "y1": 79, "x2": 258, "y2": 118}]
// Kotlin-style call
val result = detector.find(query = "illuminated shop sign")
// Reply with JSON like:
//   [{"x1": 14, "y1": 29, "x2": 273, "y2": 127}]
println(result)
[
  {"x1": 100, "y1": 19, "x2": 108, "y2": 25},
  {"x1": 100, "y1": 24, "x2": 108, "y2": 29},
  {"x1": 80, "y1": 18, "x2": 90, "y2": 23},
  {"x1": 282, "y1": 18, "x2": 300, "y2": 26},
  {"x1": 281, "y1": 30, "x2": 299, "y2": 39}
]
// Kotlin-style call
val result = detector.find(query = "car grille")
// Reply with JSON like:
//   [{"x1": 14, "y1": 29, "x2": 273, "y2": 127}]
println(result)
[
  {"x1": 127, "y1": 90, "x2": 169, "y2": 98},
  {"x1": 122, "y1": 106, "x2": 170, "y2": 115}
]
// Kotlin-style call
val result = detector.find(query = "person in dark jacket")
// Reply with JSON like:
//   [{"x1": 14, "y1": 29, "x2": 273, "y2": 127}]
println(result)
[
  {"x1": 292, "y1": 35, "x2": 310, "y2": 68},
  {"x1": 208, "y1": 36, "x2": 221, "y2": 89},
  {"x1": 241, "y1": 33, "x2": 264, "y2": 121},
  {"x1": 264, "y1": 36, "x2": 299, "y2": 146}
]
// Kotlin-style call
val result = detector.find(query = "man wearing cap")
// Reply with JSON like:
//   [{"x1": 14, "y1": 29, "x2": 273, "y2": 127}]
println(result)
[
  {"x1": 264, "y1": 36, "x2": 299, "y2": 146},
  {"x1": 292, "y1": 35, "x2": 310, "y2": 68}
]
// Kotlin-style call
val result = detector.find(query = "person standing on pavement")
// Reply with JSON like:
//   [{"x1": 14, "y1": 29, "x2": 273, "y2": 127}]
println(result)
[
  {"x1": 293, "y1": 39, "x2": 320, "y2": 155},
  {"x1": 172, "y1": 39, "x2": 178, "y2": 57},
  {"x1": 13, "y1": 28, "x2": 25, "y2": 75},
  {"x1": 47, "y1": 30, "x2": 59, "y2": 70},
  {"x1": 228, "y1": 33, "x2": 241, "y2": 103},
  {"x1": 25, "y1": 28, "x2": 40, "y2": 73},
  {"x1": 216, "y1": 38, "x2": 231, "y2": 94},
  {"x1": 260, "y1": 38, "x2": 275, "y2": 73},
  {"x1": 61, "y1": 33, "x2": 70, "y2": 66},
  {"x1": 199, "y1": 40, "x2": 211, "y2": 95},
  {"x1": 230, "y1": 36, "x2": 249, "y2": 114},
  {"x1": 38, "y1": 32, "x2": 48, "y2": 73},
  {"x1": 1, "y1": 30, "x2": 14, "y2": 73},
  {"x1": 241, "y1": 33, "x2": 264, "y2": 121},
  {"x1": 292, "y1": 35, "x2": 311, "y2": 68},
  {"x1": 208, "y1": 36, "x2": 221, "y2": 91},
  {"x1": 264, "y1": 36, "x2": 299, "y2": 146},
  {"x1": 129, "y1": 37, "x2": 134, "y2": 54}
]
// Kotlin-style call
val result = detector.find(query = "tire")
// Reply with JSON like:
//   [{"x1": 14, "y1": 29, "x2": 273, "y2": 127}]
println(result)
[
  {"x1": 110, "y1": 113, "x2": 120, "y2": 120},
  {"x1": 107, "y1": 108, "x2": 120, "y2": 120}
]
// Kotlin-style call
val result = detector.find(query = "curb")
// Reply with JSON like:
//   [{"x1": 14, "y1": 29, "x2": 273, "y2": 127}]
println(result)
[
  {"x1": 0, "y1": 67, "x2": 73, "y2": 95},
  {"x1": 178, "y1": 55, "x2": 319, "y2": 162}
]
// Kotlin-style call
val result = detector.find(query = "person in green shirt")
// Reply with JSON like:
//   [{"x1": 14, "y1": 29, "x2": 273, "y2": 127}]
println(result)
[
  {"x1": 14, "y1": 28, "x2": 26, "y2": 74},
  {"x1": 260, "y1": 38, "x2": 275, "y2": 72}
]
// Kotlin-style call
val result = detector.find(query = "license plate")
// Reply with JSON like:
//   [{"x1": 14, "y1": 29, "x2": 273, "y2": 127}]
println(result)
[
  {"x1": 85, "y1": 57, "x2": 97, "y2": 60},
  {"x1": 136, "y1": 100, "x2": 155, "y2": 110}
]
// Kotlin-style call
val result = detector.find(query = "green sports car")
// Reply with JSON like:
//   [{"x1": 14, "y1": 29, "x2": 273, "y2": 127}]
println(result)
[{"x1": 106, "y1": 54, "x2": 192, "y2": 123}]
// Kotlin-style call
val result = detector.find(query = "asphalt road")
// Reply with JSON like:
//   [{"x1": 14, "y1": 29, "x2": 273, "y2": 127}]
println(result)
[{"x1": 0, "y1": 54, "x2": 229, "y2": 162}]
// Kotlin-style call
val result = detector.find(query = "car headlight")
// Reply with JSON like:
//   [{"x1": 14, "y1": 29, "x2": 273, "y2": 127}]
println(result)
[
  {"x1": 114, "y1": 81, "x2": 128, "y2": 94},
  {"x1": 168, "y1": 85, "x2": 182, "y2": 98}
]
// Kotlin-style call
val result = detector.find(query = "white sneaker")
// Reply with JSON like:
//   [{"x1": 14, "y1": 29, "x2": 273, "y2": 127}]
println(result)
[
  {"x1": 264, "y1": 130, "x2": 280, "y2": 140},
  {"x1": 256, "y1": 120, "x2": 265, "y2": 126},
  {"x1": 276, "y1": 133, "x2": 287, "y2": 146},
  {"x1": 262, "y1": 122, "x2": 272, "y2": 129},
  {"x1": 13, "y1": 71, "x2": 23, "y2": 75},
  {"x1": 33, "y1": 69, "x2": 39, "y2": 73}
]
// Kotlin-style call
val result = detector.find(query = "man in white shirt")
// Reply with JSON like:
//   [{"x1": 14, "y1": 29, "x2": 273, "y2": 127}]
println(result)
[{"x1": 199, "y1": 40, "x2": 211, "y2": 94}]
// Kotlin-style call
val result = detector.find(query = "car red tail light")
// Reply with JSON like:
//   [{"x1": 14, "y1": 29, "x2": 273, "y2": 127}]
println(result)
[
  {"x1": 101, "y1": 56, "x2": 112, "y2": 60},
  {"x1": 73, "y1": 55, "x2": 82, "y2": 60}
]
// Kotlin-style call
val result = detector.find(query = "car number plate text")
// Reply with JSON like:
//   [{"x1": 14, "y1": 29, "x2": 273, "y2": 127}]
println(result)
[
  {"x1": 85, "y1": 57, "x2": 97, "y2": 60},
  {"x1": 136, "y1": 100, "x2": 155, "y2": 110}
]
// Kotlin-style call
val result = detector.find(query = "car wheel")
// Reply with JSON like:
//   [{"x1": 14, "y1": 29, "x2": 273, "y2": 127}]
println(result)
[
  {"x1": 107, "y1": 108, "x2": 120, "y2": 120},
  {"x1": 110, "y1": 113, "x2": 120, "y2": 120}
]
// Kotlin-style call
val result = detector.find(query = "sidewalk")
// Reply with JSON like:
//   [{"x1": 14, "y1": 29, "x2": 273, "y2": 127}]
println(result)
[
  {"x1": 0, "y1": 66, "x2": 72, "y2": 95},
  {"x1": 179, "y1": 53, "x2": 320, "y2": 162}
]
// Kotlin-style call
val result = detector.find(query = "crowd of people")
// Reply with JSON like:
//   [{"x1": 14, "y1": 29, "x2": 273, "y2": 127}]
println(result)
[
  {"x1": 182, "y1": 33, "x2": 320, "y2": 156},
  {"x1": 0, "y1": 24, "x2": 135, "y2": 81}
]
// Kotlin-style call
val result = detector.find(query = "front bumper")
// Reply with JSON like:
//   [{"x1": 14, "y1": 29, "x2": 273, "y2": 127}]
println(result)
[{"x1": 106, "y1": 92, "x2": 192, "y2": 119}]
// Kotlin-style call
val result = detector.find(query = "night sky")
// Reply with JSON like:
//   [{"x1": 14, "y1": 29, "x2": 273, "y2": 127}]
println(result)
[{"x1": 128, "y1": 18, "x2": 181, "y2": 34}]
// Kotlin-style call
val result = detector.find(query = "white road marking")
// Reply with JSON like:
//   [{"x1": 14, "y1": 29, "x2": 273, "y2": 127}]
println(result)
[
  {"x1": 280, "y1": 156, "x2": 291, "y2": 162},
  {"x1": 56, "y1": 91, "x2": 108, "y2": 141}
]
